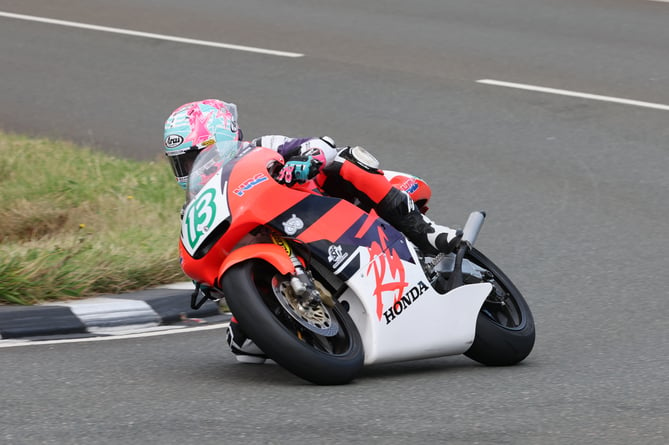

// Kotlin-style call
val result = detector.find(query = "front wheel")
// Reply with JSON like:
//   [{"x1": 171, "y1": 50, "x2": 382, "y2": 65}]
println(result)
[
  {"x1": 221, "y1": 260, "x2": 364, "y2": 385},
  {"x1": 463, "y1": 248, "x2": 535, "y2": 366}
]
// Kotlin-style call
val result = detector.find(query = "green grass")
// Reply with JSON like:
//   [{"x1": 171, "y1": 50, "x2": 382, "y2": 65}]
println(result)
[{"x1": 0, "y1": 131, "x2": 188, "y2": 305}]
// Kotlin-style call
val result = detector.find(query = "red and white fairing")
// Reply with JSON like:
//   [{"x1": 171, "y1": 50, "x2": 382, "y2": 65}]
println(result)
[{"x1": 179, "y1": 143, "x2": 491, "y2": 366}]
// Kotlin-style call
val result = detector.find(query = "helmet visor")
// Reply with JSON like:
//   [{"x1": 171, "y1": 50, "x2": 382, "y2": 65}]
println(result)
[{"x1": 168, "y1": 148, "x2": 201, "y2": 182}]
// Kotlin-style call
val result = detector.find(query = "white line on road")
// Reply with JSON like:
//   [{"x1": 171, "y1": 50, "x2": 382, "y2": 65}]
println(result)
[
  {"x1": 0, "y1": 11, "x2": 304, "y2": 58},
  {"x1": 477, "y1": 79, "x2": 669, "y2": 112},
  {"x1": 0, "y1": 322, "x2": 228, "y2": 348}
]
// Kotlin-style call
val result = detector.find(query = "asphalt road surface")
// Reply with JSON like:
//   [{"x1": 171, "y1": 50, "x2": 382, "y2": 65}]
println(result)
[{"x1": 1, "y1": 1, "x2": 668, "y2": 443}]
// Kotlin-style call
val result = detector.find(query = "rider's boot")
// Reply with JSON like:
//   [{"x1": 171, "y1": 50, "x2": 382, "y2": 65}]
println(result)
[
  {"x1": 376, "y1": 187, "x2": 462, "y2": 255},
  {"x1": 226, "y1": 317, "x2": 267, "y2": 364}
]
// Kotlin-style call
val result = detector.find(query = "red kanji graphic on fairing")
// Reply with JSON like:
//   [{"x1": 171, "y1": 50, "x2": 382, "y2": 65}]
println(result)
[{"x1": 366, "y1": 226, "x2": 409, "y2": 320}]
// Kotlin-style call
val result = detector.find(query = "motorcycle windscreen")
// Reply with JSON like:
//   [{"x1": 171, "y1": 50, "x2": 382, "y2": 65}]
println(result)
[{"x1": 187, "y1": 141, "x2": 245, "y2": 201}]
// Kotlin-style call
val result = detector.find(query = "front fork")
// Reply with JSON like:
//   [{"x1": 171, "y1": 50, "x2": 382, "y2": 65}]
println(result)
[{"x1": 270, "y1": 233, "x2": 334, "y2": 309}]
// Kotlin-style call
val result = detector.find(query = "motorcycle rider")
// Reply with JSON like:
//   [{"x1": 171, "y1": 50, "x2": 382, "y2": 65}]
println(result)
[{"x1": 163, "y1": 99, "x2": 462, "y2": 363}]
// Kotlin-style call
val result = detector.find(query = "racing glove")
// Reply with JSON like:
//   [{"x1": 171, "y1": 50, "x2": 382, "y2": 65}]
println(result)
[{"x1": 276, "y1": 154, "x2": 323, "y2": 185}]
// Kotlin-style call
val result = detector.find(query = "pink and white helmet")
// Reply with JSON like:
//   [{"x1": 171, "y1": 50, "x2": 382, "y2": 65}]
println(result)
[{"x1": 163, "y1": 99, "x2": 242, "y2": 189}]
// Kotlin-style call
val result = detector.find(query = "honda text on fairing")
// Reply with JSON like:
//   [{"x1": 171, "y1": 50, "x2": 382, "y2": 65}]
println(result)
[{"x1": 180, "y1": 141, "x2": 535, "y2": 385}]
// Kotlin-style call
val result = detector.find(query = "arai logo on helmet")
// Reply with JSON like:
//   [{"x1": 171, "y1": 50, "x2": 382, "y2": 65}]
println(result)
[{"x1": 165, "y1": 134, "x2": 184, "y2": 149}]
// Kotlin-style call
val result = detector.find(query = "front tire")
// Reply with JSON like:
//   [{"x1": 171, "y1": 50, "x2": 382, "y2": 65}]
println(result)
[
  {"x1": 221, "y1": 260, "x2": 364, "y2": 385},
  {"x1": 463, "y1": 249, "x2": 535, "y2": 366}
]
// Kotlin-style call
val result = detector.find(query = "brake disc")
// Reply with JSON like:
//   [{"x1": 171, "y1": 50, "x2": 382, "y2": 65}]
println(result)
[{"x1": 271, "y1": 275, "x2": 340, "y2": 337}]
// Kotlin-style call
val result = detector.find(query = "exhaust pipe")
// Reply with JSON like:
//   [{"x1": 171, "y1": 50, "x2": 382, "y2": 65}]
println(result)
[
  {"x1": 443, "y1": 211, "x2": 486, "y2": 291},
  {"x1": 461, "y1": 211, "x2": 486, "y2": 246}
]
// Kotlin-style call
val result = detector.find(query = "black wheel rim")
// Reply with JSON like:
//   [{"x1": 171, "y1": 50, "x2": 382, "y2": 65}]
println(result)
[
  {"x1": 251, "y1": 263, "x2": 355, "y2": 356},
  {"x1": 465, "y1": 255, "x2": 526, "y2": 330},
  {"x1": 480, "y1": 285, "x2": 523, "y2": 329}
]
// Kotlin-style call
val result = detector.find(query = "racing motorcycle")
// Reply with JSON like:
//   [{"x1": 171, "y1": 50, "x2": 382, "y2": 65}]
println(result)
[{"x1": 180, "y1": 142, "x2": 535, "y2": 385}]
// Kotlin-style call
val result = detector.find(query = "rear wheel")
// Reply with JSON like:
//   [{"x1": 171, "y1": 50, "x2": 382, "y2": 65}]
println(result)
[
  {"x1": 221, "y1": 260, "x2": 364, "y2": 385},
  {"x1": 463, "y1": 248, "x2": 535, "y2": 366}
]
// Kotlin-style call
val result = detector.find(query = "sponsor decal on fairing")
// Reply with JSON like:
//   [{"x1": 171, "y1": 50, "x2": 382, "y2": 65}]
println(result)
[
  {"x1": 282, "y1": 214, "x2": 304, "y2": 236},
  {"x1": 382, "y1": 281, "x2": 429, "y2": 324},
  {"x1": 400, "y1": 178, "x2": 419, "y2": 194},
  {"x1": 327, "y1": 244, "x2": 349, "y2": 268},
  {"x1": 233, "y1": 173, "x2": 269, "y2": 196}
]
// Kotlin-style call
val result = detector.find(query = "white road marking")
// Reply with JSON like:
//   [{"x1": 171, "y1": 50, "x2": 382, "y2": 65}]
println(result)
[
  {"x1": 477, "y1": 79, "x2": 669, "y2": 111},
  {"x1": 0, "y1": 11, "x2": 304, "y2": 58},
  {"x1": 0, "y1": 322, "x2": 228, "y2": 348},
  {"x1": 155, "y1": 282, "x2": 196, "y2": 290}
]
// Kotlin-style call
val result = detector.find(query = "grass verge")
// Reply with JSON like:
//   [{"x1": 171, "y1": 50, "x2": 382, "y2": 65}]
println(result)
[{"x1": 0, "y1": 131, "x2": 187, "y2": 305}]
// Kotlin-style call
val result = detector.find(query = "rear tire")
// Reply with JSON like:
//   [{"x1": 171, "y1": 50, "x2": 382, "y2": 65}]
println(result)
[
  {"x1": 463, "y1": 249, "x2": 535, "y2": 366},
  {"x1": 221, "y1": 260, "x2": 364, "y2": 385}
]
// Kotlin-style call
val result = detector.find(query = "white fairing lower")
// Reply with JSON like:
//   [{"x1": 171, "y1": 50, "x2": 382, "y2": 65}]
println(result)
[{"x1": 338, "y1": 245, "x2": 491, "y2": 365}]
